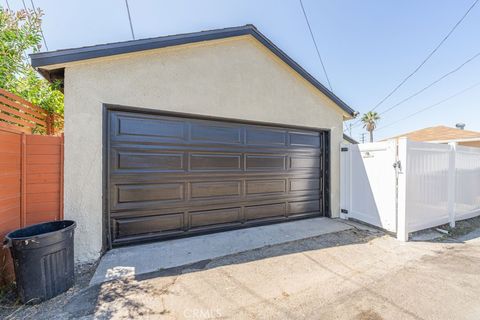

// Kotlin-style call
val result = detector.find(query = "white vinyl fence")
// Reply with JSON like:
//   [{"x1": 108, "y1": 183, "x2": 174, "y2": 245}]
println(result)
[{"x1": 340, "y1": 138, "x2": 480, "y2": 240}]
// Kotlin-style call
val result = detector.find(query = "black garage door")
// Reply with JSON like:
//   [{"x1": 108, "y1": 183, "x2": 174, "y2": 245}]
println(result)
[{"x1": 106, "y1": 109, "x2": 329, "y2": 246}]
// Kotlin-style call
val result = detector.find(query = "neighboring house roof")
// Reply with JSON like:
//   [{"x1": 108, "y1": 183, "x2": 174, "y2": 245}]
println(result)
[
  {"x1": 386, "y1": 125, "x2": 480, "y2": 143},
  {"x1": 343, "y1": 134, "x2": 358, "y2": 144},
  {"x1": 30, "y1": 25, "x2": 356, "y2": 117}
]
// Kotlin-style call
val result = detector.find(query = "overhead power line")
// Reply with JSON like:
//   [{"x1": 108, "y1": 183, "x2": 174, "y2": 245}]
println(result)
[
  {"x1": 29, "y1": 0, "x2": 48, "y2": 51},
  {"x1": 124, "y1": 0, "x2": 135, "y2": 40},
  {"x1": 377, "y1": 51, "x2": 480, "y2": 116},
  {"x1": 376, "y1": 80, "x2": 480, "y2": 132},
  {"x1": 347, "y1": 50, "x2": 480, "y2": 130},
  {"x1": 370, "y1": 0, "x2": 479, "y2": 112},
  {"x1": 299, "y1": 0, "x2": 333, "y2": 90},
  {"x1": 18, "y1": 0, "x2": 31, "y2": 59},
  {"x1": 345, "y1": 0, "x2": 479, "y2": 131},
  {"x1": 4, "y1": 0, "x2": 11, "y2": 10}
]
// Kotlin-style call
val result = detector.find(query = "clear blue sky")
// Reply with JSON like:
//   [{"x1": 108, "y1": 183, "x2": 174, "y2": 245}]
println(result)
[{"x1": 7, "y1": 0, "x2": 480, "y2": 141}]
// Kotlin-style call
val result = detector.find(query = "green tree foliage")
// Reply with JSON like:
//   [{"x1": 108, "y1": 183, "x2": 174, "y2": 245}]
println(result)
[{"x1": 0, "y1": 6, "x2": 63, "y2": 115}]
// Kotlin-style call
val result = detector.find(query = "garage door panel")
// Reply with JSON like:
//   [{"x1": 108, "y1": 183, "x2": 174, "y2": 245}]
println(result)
[
  {"x1": 109, "y1": 172, "x2": 320, "y2": 186},
  {"x1": 288, "y1": 200, "x2": 321, "y2": 215},
  {"x1": 112, "y1": 143, "x2": 322, "y2": 157},
  {"x1": 116, "y1": 151, "x2": 185, "y2": 171},
  {"x1": 246, "y1": 127, "x2": 287, "y2": 146},
  {"x1": 107, "y1": 110, "x2": 327, "y2": 246},
  {"x1": 110, "y1": 171, "x2": 320, "y2": 183},
  {"x1": 289, "y1": 131, "x2": 321, "y2": 147},
  {"x1": 110, "y1": 191, "x2": 321, "y2": 216},
  {"x1": 191, "y1": 123, "x2": 243, "y2": 145},
  {"x1": 112, "y1": 112, "x2": 323, "y2": 149},
  {"x1": 114, "y1": 212, "x2": 184, "y2": 238},
  {"x1": 290, "y1": 178, "x2": 320, "y2": 192},
  {"x1": 246, "y1": 179, "x2": 286, "y2": 195},
  {"x1": 245, "y1": 203, "x2": 286, "y2": 221},
  {"x1": 111, "y1": 198, "x2": 323, "y2": 243},
  {"x1": 245, "y1": 154, "x2": 286, "y2": 171},
  {"x1": 110, "y1": 173, "x2": 321, "y2": 211},
  {"x1": 190, "y1": 207, "x2": 242, "y2": 228},
  {"x1": 114, "y1": 114, "x2": 187, "y2": 141},
  {"x1": 190, "y1": 181, "x2": 242, "y2": 199},
  {"x1": 117, "y1": 183, "x2": 185, "y2": 203},
  {"x1": 290, "y1": 156, "x2": 321, "y2": 169},
  {"x1": 113, "y1": 150, "x2": 322, "y2": 174},
  {"x1": 190, "y1": 153, "x2": 242, "y2": 171}
]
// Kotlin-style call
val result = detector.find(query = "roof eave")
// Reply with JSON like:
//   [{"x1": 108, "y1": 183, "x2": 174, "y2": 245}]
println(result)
[{"x1": 343, "y1": 134, "x2": 358, "y2": 144}]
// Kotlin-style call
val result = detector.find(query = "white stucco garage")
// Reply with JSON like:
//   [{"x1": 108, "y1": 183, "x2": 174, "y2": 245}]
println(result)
[{"x1": 31, "y1": 25, "x2": 355, "y2": 262}]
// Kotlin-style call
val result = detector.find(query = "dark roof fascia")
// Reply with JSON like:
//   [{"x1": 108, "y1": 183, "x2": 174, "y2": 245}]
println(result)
[
  {"x1": 30, "y1": 25, "x2": 355, "y2": 116},
  {"x1": 30, "y1": 25, "x2": 253, "y2": 68},
  {"x1": 343, "y1": 134, "x2": 358, "y2": 144}
]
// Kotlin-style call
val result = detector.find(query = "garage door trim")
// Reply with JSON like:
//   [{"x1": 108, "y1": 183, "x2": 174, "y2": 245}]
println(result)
[{"x1": 102, "y1": 104, "x2": 331, "y2": 250}]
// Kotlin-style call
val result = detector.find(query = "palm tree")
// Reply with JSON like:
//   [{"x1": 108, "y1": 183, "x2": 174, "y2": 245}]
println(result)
[{"x1": 361, "y1": 111, "x2": 380, "y2": 143}]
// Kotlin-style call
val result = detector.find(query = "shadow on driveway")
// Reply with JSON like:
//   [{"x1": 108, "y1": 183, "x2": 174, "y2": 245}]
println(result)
[{"x1": 65, "y1": 227, "x2": 379, "y2": 319}]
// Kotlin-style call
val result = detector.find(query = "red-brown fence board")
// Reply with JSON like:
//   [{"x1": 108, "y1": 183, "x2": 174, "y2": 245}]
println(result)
[
  {"x1": 0, "y1": 129, "x2": 21, "y2": 284},
  {"x1": 24, "y1": 135, "x2": 63, "y2": 226},
  {"x1": 0, "y1": 128, "x2": 63, "y2": 285}
]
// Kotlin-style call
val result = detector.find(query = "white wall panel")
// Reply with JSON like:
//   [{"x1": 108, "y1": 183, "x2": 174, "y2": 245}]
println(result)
[
  {"x1": 455, "y1": 145, "x2": 480, "y2": 219},
  {"x1": 405, "y1": 141, "x2": 451, "y2": 232}
]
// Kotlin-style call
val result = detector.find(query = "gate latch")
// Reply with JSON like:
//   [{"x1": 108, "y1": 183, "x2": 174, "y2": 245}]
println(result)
[{"x1": 393, "y1": 160, "x2": 402, "y2": 172}]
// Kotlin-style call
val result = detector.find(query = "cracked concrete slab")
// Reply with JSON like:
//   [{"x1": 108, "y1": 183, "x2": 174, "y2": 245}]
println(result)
[{"x1": 90, "y1": 217, "x2": 352, "y2": 285}]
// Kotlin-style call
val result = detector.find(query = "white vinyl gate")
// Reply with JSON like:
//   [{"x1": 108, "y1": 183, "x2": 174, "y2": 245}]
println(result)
[
  {"x1": 341, "y1": 138, "x2": 480, "y2": 240},
  {"x1": 340, "y1": 141, "x2": 397, "y2": 232}
]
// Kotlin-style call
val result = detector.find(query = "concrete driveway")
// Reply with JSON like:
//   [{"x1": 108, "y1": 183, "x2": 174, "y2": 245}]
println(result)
[{"x1": 5, "y1": 219, "x2": 480, "y2": 320}]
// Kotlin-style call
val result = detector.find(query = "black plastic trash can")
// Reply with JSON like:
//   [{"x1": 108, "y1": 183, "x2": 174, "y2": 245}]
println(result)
[{"x1": 4, "y1": 220, "x2": 76, "y2": 304}]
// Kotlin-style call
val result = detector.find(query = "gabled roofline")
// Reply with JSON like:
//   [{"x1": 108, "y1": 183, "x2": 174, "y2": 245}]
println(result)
[{"x1": 30, "y1": 24, "x2": 356, "y2": 116}]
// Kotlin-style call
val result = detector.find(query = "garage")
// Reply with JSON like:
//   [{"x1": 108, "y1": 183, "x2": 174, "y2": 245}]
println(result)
[
  {"x1": 31, "y1": 25, "x2": 355, "y2": 260},
  {"x1": 107, "y1": 109, "x2": 329, "y2": 246}
]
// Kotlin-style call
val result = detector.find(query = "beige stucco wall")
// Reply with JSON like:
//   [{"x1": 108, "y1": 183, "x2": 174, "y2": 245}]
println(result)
[{"x1": 63, "y1": 35, "x2": 346, "y2": 262}]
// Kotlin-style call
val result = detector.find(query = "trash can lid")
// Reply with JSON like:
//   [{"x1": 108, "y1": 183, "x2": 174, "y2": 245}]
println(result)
[{"x1": 5, "y1": 220, "x2": 76, "y2": 242}]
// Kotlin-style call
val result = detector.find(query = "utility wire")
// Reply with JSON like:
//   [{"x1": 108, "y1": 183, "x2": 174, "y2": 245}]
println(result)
[
  {"x1": 4, "y1": 0, "x2": 11, "y2": 10},
  {"x1": 29, "y1": 0, "x2": 48, "y2": 51},
  {"x1": 376, "y1": 81, "x2": 480, "y2": 132},
  {"x1": 124, "y1": 0, "x2": 135, "y2": 40},
  {"x1": 348, "y1": 50, "x2": 480, "y2": 130},
  {"x1": 299, "y1": 0, "x2": 333, "y2": 90},
  {"x1": 370, "y1": 0, "x2": 478, "y2": 112},
  {"x1": 378, "y1": 51, "x2": 480, "y2": 116},
  {"x1": 346, "y1": 0, "x2": 479, "y2": 131},
  {"x1": 17, "y1": 0, "x2": 31, "y2": 60}
]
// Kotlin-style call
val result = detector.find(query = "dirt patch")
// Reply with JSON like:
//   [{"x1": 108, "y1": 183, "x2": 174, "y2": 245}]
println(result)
[
  {"x1": 411, "y1": 215, "x2": 480, "y2": 242},
  {"x1": 447, "y1": 216, "x2": 480, "y2": 239},
  {"x1": 356, "y1": 309, "x2": 384, "y2": 320},
  {"x1": 0, "y1": 261, "x2": 97, "y2": 320}
]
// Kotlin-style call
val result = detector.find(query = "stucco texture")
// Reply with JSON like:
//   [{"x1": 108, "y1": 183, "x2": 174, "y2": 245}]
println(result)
[{"x1": 63, "y1": 35, "x2": 346, "y2": 262}]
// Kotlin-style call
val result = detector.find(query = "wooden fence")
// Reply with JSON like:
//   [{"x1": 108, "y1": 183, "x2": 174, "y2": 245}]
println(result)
[
  {"x1": 0, "y1": 90, "x2": 64, "y2": 285},
  {"x1": 0, "y1": 88, "x2": 59, "y2": 135}
]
